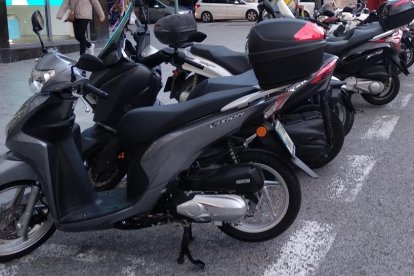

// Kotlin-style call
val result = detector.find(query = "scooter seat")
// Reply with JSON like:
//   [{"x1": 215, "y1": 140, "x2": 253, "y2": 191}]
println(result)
[
  {"x1": 118, "y1": 87, "x2": 257, "y2": 144},
  {"x1": 187, "y1": 69, "x2": 258, "y2": 100},
  {"x1": 190, "y1": 44, "x2": 251, "y2": 75},
  {"x1": 325, "y1": 22, "x2": 384, "y2": 56}
]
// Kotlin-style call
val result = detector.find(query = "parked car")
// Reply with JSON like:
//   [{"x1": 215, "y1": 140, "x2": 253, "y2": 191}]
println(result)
[
  {"x1": 194, "y1": 0, "x2": 259, "y2": 23},
  {"x1": 134, "y1": 0, "x2": 192, "y2": 23}
]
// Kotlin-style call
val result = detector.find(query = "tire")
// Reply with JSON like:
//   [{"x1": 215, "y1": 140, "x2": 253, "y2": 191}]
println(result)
[
  {"x1": 329, "y1": 89, "x2": 354, "y2": 136},
  {"x1": 246, "y1": 10, "x2": 258, "y2": 22},
  {"x1": 86, "y1": 149, "x2": 127, "y2": 191},
  {"x1": 361, "y1": 72, "x2": 400, "y2": 105},
  {"x1": 402, "y1": 42, "x2": 414, "y2": 68},
  {"x1": 288, "y1": 105, "x2": 345, "y2": 168},
  {"x1": 306, "y1": 110, "x2": 344, "y2": 168},
  {"x1": 0, "y1": 181, "x2": 55, "y2": 262},
  {"x1": 219, "y1": 149, "x2": 301, "y2": 242},
  {"x1": 201, "y1": 11, "x2": 213, "y2": 23},
  {"x1": 173, "y1": 75, "x2": 207, "y2": 102}
]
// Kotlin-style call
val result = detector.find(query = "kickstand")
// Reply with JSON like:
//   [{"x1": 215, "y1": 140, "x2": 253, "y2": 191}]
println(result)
[{"x1": 177, "y1": 223, "x2": 205, "y2": 269}]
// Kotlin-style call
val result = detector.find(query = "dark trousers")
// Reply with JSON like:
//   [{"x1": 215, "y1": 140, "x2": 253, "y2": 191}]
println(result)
[{"x1": 73, "y1": 19, "x2": 91, "y2": 55}]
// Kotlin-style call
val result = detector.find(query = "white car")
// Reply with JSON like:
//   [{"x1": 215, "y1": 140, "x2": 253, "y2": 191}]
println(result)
[{"x1": 194, "y1": 0, "x2": 259, "y2": 23}]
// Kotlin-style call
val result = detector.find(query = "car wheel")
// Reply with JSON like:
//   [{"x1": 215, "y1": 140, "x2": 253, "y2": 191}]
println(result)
[
  {"x1": 246, "y1": 10, "x2": 258, "y2": 21},
  {"x1": 201, "y1": 11, "x2": 213, "y2": 23}
]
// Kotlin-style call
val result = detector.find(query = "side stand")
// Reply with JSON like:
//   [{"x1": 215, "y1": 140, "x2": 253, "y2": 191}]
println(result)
[{"x1": 177, "y1": 223, "x2": 205, "y2": 269}]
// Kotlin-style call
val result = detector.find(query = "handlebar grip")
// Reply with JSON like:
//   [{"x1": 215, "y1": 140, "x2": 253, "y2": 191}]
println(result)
[
  {"x1": 84, "y1": 83, "x2": 109, "y2": 99},
  {"x1": 138, "y1": 50, "x2": 169, "y2": 67}
]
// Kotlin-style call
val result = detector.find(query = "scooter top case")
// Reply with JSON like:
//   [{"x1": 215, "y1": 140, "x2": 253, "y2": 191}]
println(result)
[{"x1": 248, "y1": 18, "x2": 326, "y2": 89}]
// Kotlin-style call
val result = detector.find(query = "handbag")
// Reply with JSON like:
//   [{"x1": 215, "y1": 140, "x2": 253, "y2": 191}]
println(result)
[{"x1": 65, "y1": 0, "x2": 79, "y2": 22}]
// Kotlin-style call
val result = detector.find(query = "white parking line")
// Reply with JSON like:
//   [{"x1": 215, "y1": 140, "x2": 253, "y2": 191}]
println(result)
[
  {"x1": 327, "y1": 155, "x2": 377, "y2": 202},
  {"x1": 263, "y1": 220, "x2": 336, "y2": 276},
  {"x1": 0, "y1": 264, "x2": 18, "y2": 276},
  {"x1": 401, "y1": 94, "x2": 412, "y2": 108},
  {"x1": 386, "y1": 93, "x2": 413, "y2": 109},
  {"x1": 362, "y1": 115, "x2": 399, "y2": 140}
]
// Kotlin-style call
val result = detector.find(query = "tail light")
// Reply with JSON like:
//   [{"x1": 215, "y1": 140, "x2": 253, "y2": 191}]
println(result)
[
  {"x1": 263, "y1": 91, "x2": 292, "y2": 118},
  {"x1": 195, "y1": 4, "x2": 200, "y2": 9},
  {"x1": 294, "y1": 22, "x2": 325, "y2": 41},
  {"x1": 310, "y1": 58, "x2": 338, "y2": 84}
]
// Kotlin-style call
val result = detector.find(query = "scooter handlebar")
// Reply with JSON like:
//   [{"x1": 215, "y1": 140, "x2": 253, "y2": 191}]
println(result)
[{"x1": 83, "y1": 83, "x2": 109, "y2": 99}]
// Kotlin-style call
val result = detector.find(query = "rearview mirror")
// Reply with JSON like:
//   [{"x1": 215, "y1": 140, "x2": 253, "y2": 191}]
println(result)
[
  {"x1": 75, "y1": 54, "x2": 105, "y2": 72},
  {"x1": 31, "y1": 10, "x2": 44, "y2": 34}
]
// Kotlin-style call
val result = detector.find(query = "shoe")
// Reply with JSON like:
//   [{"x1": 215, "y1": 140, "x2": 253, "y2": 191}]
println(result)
[{"x1": 86, "y1": 43, "x2": 95, "y2": 55}]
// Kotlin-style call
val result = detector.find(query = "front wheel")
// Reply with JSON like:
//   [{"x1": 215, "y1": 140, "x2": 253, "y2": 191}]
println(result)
[
  {"x1": 219, "y1": 150, "x2": 301, "y2": 242},
  {"x1": 0, "y1": 181, "x2": 55, "y2": 262},
  {"x1": 361, "y1": 72, "x2": 400, "y2": 105}
]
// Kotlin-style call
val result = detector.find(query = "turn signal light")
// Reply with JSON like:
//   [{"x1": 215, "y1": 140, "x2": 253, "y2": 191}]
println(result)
[{"x1": 256, "y1": 126, "x2": 267, "y2": 137}]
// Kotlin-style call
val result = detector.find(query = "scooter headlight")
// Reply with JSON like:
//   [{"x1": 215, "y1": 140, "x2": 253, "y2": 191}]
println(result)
[{"x1": 29, "y1": 69, "x2": 55, "y2": 93}]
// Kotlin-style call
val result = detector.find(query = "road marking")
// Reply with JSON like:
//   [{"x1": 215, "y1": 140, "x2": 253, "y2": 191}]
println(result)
[
  {"x1": 401, "y1": 94, "x2": 412, "y2": 108},
  {"x1": 263, "y1": 220, "x2": 336, "y2": 276},
  {"x1": 386, "y1": 93, "x2": 412, "y2": 109},
  {"x1": 362, "y1": 115, "x2": 399, "y2": 140},
  {"x1": 327, "y1": 155, "x2": 377, "y2": 202},
  {"x1": 0, "y1": 264, "x2": 18, "y2": 276}
]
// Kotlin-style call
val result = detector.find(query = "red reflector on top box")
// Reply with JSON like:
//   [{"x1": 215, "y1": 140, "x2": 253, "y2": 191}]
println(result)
[{"x1": 247, "y1": 19, "x2": 326, "y2": 90}]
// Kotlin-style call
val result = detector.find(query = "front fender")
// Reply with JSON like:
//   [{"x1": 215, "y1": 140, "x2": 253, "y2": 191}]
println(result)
[{"x1": 0, "y1": 152, "x2": 37, "y2": 185}]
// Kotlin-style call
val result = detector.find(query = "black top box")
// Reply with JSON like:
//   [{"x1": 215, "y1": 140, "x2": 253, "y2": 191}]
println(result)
[
  {"x1": 247, "y1": 19, "x2": 326, "y2": 90},
  {"x1": 154, "y1": 14, "x2": 197, "y2": 48},
  {"x1": 379, "y1": 0, "x2": 414, "y2": 30}
]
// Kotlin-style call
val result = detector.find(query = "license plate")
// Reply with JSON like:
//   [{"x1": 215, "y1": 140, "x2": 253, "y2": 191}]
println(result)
[{"x1": 275, "y1": 120, "x2": 295, "y2": 156}]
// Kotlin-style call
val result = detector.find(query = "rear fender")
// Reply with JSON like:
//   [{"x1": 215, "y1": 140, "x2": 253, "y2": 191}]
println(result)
[{"x1": 0, "y1": 152, "x2": 37, "y2": 186}]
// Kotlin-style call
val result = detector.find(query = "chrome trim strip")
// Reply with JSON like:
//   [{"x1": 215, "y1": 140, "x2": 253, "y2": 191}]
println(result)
[
  {"x1": 369, "y1": 29, "x2": 396, "y2": 41},
  {"x1": 221, "y1": 85, "x2": 289, "y2": 112}
]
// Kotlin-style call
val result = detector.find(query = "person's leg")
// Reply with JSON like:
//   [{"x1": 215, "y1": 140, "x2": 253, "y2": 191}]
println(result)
[{"x1": 76, "y1": 19, "x2": 91, "y2": 54}]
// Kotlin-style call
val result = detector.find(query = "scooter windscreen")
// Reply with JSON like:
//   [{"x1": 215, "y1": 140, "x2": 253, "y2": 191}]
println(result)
[{"x1": 98, "y1": 1, "x2": 134, "y2": 65}]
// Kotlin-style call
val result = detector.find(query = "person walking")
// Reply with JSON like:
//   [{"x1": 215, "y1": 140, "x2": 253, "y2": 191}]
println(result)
[
  {"x1": 109, "y1": 0, "x2": 125, "y2": 29},
  {"x1": 56, "y1": 0, "x2": 106, "y2": 55}
]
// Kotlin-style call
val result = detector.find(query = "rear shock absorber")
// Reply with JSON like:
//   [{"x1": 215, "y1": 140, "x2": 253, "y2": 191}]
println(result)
[{"x1": 227, "y1": 139, "x2": 239, "y2": 164}]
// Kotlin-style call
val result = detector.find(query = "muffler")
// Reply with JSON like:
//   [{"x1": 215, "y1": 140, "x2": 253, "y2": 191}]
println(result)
[{"x1": 176, "y1": 194, "x2": 246, "y2": 222}]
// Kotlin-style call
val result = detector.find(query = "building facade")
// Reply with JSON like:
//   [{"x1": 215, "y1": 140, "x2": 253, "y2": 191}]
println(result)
[{"x1": 0, "y1": 0, "x2": 109, "y2": 63}]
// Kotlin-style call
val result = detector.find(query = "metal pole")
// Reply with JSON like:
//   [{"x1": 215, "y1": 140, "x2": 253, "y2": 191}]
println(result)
[{"x1": 175, "y1": 0, "x2": 179, "y2": 14}]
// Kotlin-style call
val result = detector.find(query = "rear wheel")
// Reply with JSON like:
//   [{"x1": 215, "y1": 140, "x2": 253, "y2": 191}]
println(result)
[
  {"x1": 329, "y1": 89, "x2": 354, "y2": 136},
  {"x1": 219, "y1": 150, "x2": 301, "y2": 242},
  {"x1": 0, "y1": 181, "x2": 55, "y2": 262},
  {"x1": 201, "y1": 11, "x2": 213, "y2": 23},
  {"x1": 361, "y1": 72, "x2": 400, "y2": 105},
  {"x1": 246, "y1": 10, "x2": 258, "y2": 21},
  {"x1": 173, "y1": 75, "x2": 207, "y2": 102},
  {"x1": 288, "y1": 105, "x2": 345, "y2": 168}
]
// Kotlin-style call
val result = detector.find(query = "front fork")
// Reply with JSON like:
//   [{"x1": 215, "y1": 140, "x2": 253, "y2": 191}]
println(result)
[{"x1": 16, "y1": 185, "x2": 39, "y2": 240}]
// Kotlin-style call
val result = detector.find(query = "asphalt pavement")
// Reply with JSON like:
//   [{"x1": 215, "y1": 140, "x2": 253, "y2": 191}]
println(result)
[{"x1": 0, "y1": 21, "x2": 414, "y2": 276}]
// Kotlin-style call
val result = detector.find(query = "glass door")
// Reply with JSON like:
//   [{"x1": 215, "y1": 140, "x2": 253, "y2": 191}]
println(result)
[{"x1": 6, "y1": 0, "x2": 48, "y2": 45}]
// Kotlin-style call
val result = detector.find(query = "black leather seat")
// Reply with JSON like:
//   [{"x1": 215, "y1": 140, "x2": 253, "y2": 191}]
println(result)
[
  {"x1": 325, "y1": 22, "x2": 384, "y2": 56},
  {"x1": 190, "y1": 44, "x2": 251, "y2": 75},
  {"x1": 118, "y1": 87, "x2": 257, "y2": 144},
  {"x1": 188, "y1": 69, "x2": 258, "y2": 100}
]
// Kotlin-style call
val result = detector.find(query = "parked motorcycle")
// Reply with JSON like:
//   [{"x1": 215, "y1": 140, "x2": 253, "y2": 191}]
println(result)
[{"x1": 0, "y1": 9, "x2": 329, "y2": 267}]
